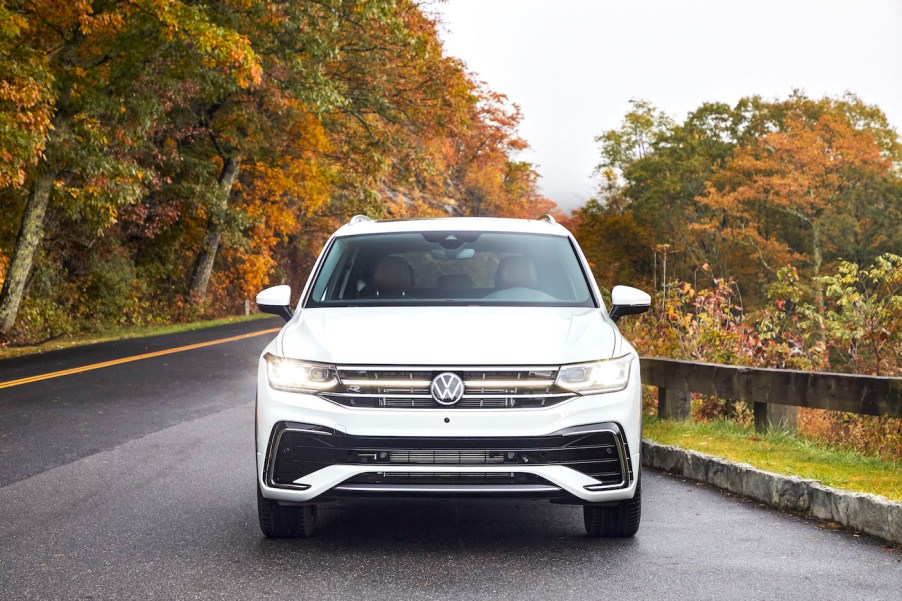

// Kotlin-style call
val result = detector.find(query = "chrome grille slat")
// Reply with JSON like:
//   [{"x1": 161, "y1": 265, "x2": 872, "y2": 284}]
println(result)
[
  {"x1": 461, "y1": 392, "x2": 573, "y2": 399},
  {"x1": 328, "y1": 365, "x2": 574, "y2": 409},
  {"x1": 324, "y1": 393, "x2": 433, "y2": 399},
  {"x1": 389, "y1": 450, "x2": 507, "y2": 464}
]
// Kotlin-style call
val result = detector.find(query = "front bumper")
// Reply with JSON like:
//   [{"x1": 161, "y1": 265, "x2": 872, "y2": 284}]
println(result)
[
  {"x1": 260, "y1": 421, "x2": 635, "y2": 503},
  {"x1": 256, "y1": 359, "x2": 643, "y2": 504}
]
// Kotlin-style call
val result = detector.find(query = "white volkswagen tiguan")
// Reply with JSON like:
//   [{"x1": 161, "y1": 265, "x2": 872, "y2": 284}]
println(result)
[{"x1": 255, "y1": 216, "x2": 650, "y2": 538}]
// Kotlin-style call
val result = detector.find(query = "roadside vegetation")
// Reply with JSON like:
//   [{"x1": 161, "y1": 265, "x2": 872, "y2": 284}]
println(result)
[
  {"x1": 643, "y1": 417, "x2": 901, "y2": 502},
  {"x1": 576, "y1": 95, "x2": 901, "y2": 466},
  {"x1": 625, "y1": 256, "x2": 901, "y2": 460}
]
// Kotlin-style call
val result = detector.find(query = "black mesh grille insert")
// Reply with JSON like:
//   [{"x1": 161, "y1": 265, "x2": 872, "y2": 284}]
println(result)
[{"x1": 344, "y1": 472, "x2": 549, "y2": 486}]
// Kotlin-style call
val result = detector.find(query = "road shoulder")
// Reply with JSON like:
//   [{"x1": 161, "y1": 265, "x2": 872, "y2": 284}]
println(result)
[{"x1": 642, "y1": 438, "x2": 902, "y2": 546}]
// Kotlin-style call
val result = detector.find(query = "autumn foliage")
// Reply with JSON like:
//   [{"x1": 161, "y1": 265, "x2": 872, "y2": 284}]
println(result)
[
  {"x1": 0, "y1": 0, "x2": 556, "y2": 340},
  {"x1": 577, "y1": 93, "x2": 901, "y2": 459},
  {"x1": 1, "y1": 5, "x2": 900, "y2": 462}
]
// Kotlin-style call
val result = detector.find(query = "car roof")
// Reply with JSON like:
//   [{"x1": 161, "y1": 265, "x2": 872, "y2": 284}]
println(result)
[{"x1": 333, "y1": 216, "x2": 571, "y2": 238}]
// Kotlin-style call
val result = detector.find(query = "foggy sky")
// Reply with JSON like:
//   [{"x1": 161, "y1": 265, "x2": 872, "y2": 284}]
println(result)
[{"x1": 431, "y1": 0, "x2": 902, "y2": 212}]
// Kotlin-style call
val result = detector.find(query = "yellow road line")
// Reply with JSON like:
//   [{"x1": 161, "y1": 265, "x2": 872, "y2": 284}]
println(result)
[{"x1": 0, "y1": 327, "x2": 281, "y2": 390}]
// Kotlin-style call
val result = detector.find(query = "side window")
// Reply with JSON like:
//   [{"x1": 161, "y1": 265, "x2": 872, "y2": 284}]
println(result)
[{"x1": 310, "y1": 240, "x2": 345, "y2": 302}]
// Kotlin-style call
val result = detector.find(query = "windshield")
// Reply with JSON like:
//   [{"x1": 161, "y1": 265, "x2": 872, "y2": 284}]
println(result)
[{"x1": 305, "y1": 231, "x2": 596, "y2": 308}]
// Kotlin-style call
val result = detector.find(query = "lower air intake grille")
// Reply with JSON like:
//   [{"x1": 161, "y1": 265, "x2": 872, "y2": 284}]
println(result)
[{"x1": 264, "y1": 422, "x2": 633, "y2": 490}]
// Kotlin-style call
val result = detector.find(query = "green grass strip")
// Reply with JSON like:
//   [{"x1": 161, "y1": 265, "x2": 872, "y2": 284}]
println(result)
[{"x1": 643, "y1": 416, "x2": 902, "y2": 502}]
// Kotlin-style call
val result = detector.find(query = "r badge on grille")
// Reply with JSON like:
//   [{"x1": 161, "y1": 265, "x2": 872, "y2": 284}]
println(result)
[{"x1": 430, "y1": 372, "x2": 465, "y2": 405}]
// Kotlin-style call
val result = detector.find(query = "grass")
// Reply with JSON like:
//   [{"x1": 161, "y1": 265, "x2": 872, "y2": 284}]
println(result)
[
  {"x1": 643, "y1": 416, "x2": 902, "y2": 502},
  {"x1": 0, "y1": 313, "x2": 274, "y2": 360}
]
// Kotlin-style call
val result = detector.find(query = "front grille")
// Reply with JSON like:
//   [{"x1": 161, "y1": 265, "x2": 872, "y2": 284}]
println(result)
[
  {"x1": 388, "y1": 450, "x2": 506, "y2": 464},
  {"x1": 321, "y1": 366, "x2": 575, "y2": 409},
  {"x1": 264, "y1": 422, "x2": 633, "y2": 491}
]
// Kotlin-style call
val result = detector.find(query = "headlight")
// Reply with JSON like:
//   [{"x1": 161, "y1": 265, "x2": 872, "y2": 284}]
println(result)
[
  {"x1": 555, "y1": 354, "x2": 633, "y2": 394},
  {"x1": 264, "y1": 353, "x2": 337, "y2": 392}
]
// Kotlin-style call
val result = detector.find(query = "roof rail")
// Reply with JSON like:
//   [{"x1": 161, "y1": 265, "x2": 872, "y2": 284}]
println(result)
[
  {"x1": 348, "y1": 214, "x2": 373, "y2": 225},
  {"x1": 538, "y1": 214, "x2": 556, "y2": 224}
]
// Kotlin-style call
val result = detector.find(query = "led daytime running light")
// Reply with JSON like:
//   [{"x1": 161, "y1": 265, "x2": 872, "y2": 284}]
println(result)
[
  {"x1": 555, "y1": 355, "x2": 633, "y2": 394},
  {"x1": 265, "y1": 353, "x2": 338, "y2": 392}
]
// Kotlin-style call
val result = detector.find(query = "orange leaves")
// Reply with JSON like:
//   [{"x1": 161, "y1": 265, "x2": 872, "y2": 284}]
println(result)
[
  {"x1": 696, "y1": 98, "x2": 896, "y2": 281},
  {"x1": 225, "y1": 104, "x2": 335, "y2": 295},
  {"x1": 0, "y1": 5, "x2": 54, "y2": 188},
  {"x1": 743, "y1": 113, "x2": 887, "y2": 213},
  {"x1": 707, "y1": 110, "x2": 889, "y2": 217},
  {"x1": 77, "y1": 9, "x2": 125, "y2": 36}
]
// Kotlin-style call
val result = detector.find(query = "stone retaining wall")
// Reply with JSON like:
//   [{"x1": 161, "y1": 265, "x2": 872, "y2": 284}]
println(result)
[{"x1": 641, "y1": 439, "x2": 901, "y2": 545}]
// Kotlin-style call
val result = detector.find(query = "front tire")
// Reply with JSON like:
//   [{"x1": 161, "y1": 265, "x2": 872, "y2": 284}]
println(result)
[
  {"x1": 584, "y1": 477, "x2": 641, "y2": 538},
  {"x1": 257, "y1": 485, "x2": 317, "y2": 538}
]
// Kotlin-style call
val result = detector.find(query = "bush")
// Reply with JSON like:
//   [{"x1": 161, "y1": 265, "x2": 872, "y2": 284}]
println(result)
[{"x1": 632, "y1": 254, "x2": 902, "y2": 461}]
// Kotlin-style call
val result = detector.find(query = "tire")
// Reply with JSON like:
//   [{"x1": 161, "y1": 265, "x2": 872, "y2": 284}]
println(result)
[
  {"x1": 257, "y1": 485, "x2": 317, "y2": 538},
  {"x1": 584, "y1": 477, "x2": 641, "y2": 538}
]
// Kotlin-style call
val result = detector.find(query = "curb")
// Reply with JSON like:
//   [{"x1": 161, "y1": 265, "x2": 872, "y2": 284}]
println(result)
[{"x1": 641, "y1": 439, "x2": 902, "y2": 545}]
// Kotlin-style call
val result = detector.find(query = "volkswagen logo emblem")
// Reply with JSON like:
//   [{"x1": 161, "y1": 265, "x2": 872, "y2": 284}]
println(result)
[{"x1": 430, "y1": 372, "x2": 465, "y2": 405}]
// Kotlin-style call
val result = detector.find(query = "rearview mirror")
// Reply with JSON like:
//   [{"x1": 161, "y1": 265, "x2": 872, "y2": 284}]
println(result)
[
  {"x1": 256, "y1": 285, "x2": 293, "y2": 321},
  {"x1": 609, "y1": 285, "x2": 650, "y2": 322}
]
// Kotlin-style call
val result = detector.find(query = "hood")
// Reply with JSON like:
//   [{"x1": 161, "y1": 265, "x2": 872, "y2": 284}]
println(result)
[{"x1": 278, "y1": 306, "x2": 618, "y2": 365}]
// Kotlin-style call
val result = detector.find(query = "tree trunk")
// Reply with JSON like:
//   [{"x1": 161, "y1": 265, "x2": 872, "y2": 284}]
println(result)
[
  {"x1": 0, "y1": 166, "x2": 57, "y2": 334},
  {"x1": 811, "y1": 221, "x2": 823, "y2": 310},
  {"x1": 188, "y1": 156, "x2": 240, "y2": 301}
]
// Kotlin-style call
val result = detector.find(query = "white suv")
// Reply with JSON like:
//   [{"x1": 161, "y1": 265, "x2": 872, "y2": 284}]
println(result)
[{"x1": 255, "y1": 216, "x2": 650, "y2": 538}]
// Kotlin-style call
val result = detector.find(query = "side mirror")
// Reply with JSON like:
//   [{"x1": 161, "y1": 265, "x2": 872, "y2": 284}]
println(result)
[
  {"x1": 256, "y1": 285, "x2": 293, "y2": 321},
  {"x1": 609, "y1": 285, "x2": 651, "y2": 322}
]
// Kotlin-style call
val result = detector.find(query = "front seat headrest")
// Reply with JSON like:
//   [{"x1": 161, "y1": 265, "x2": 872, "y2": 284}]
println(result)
[
  {"x1": 372, "y1": 256, "x2": 414, "y2": 294},
  {"x1": 495, "y1": 256, "x2": 538, "y2": 289}
]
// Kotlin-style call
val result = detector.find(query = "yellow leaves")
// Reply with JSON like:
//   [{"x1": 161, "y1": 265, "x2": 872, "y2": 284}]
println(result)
[
  {"x1": 148, "y1": 0, "x2": 263, "y2": 88},
  {"x1": 0, "y1": 5, "x2": 54, "y2": 189}
]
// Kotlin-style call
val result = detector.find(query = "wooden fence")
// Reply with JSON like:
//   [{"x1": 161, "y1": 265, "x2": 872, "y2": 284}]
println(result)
[{"x1": 639, "y1": 358, "x2": 902, "y2": 432}]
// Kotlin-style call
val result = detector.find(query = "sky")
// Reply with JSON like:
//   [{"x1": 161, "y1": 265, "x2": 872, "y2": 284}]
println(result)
[{"x1": 429, "y1": 0, "x2": 902, "y2": 212}]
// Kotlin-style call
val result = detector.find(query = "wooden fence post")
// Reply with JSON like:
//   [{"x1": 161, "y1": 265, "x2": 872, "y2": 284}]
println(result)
[
  {"x1": 753, "y1": 402, "x2": 798, "y2": 433},
  {"x1": 658, "y1": 386, "x2": 691, "y2": 420}
]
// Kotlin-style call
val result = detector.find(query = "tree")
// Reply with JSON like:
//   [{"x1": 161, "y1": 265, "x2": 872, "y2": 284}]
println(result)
[
  {"x1": 0, "y1": 1, "x2": 557, "y2": 338},
  {"x1": 572, "y1": 199, "x2": 653, "y2": 290},
  {"x1": 0, "y1": 0, "x2": 262, "y2": 333},
  {"x1": 699, "y1": 108, "x2": 894, "y2": 306},
  {"x1": 581, "y1": 93, "x2": 901, "y2": 308},
  {"x1": 174, "y1": 0, "x2": 477, "y2": 300}
]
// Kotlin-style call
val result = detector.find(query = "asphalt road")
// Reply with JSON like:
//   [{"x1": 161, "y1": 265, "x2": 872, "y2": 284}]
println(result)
[{"x1": 0, "y1": 319, "x2": 898, "y2": 600}]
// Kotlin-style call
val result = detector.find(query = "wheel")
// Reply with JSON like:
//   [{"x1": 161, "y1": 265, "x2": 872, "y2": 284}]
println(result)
[
  {"x1": 584, "y1": 477, "x2": 641, "y2": 538},
  {"x1": 257, "y1": 485, "x2": 317, "y2": 538}
]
